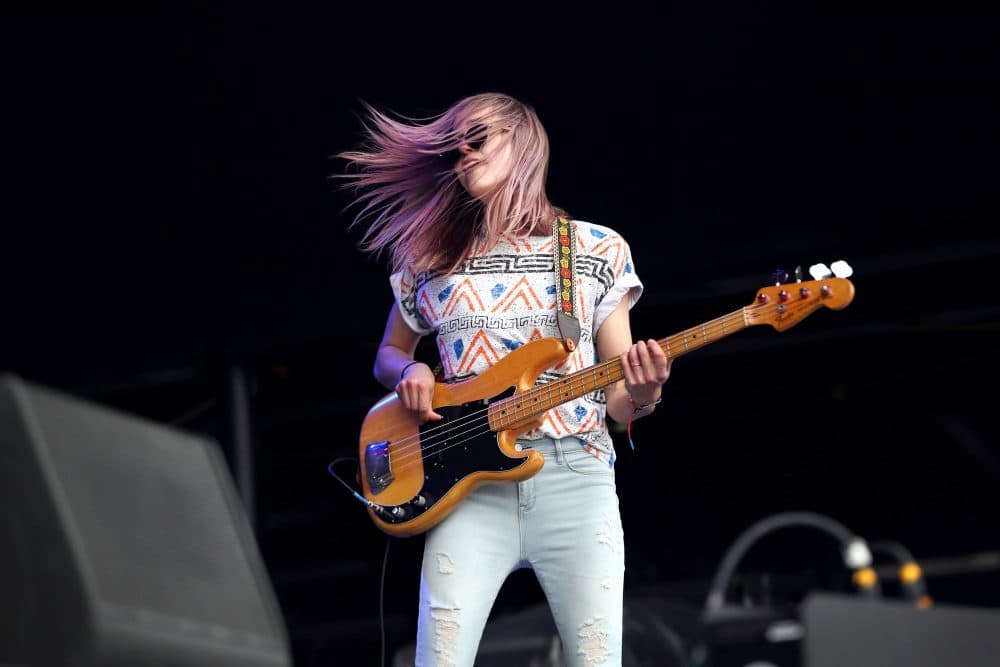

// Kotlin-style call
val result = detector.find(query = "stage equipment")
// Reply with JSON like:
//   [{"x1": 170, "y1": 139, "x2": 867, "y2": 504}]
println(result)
[
  {"x1": 693, "y1": 511, "x2": 1000, "y2": 666},
  {"x1": 695, "y1": 511, "x2": 877, "y2": 666},
  {"x1": 0, "y1": 373, "x2": 291, "y2": 667},
  {"x1": 869, "y1": 538, "x2": 932, "y2": 608}
]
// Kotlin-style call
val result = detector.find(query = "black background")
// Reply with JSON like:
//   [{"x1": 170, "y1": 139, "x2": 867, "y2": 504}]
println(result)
[{"x1": 5, "y1": 5, "x2": 999, "y2": 665}]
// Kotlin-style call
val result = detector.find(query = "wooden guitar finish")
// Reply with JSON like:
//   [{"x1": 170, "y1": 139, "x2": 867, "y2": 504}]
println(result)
[{"x1": 358, "y1": 276, "x2": 855, "y2": 536}]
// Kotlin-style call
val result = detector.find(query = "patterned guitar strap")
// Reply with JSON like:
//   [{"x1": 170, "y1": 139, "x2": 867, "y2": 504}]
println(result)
[{"x1": 552, "y1": 216, "x2": 581, "y2": 351}]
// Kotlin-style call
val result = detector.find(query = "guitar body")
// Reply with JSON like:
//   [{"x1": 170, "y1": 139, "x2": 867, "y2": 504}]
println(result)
[{"x1": 359, "y1": 337, "x2": 570, "y2": 537}]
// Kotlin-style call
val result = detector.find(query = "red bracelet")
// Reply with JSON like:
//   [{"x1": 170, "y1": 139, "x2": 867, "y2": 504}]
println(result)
[{"x1": 626, "y1": 396, "x2": 661, "y2": 451}]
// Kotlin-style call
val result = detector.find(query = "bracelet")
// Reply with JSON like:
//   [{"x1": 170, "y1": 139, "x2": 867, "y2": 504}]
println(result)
[
  {"x1": 626, "y1": 396, "x2": 661, "y2": 452},
  {"x1": 399, "y1": 360, "x2": 421, "y2": 382},
  {"x1": 629, "y1": 396, "x2": 662, "y2": 413}
]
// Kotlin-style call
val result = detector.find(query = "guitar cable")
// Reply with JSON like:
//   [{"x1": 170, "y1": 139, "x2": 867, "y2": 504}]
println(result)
[
  {"x1": 327, "y1": 457, "x2": 394, "y2": 667},
  {"x1": 328, "y1": 457, "x2": 379, "y2": 509}
]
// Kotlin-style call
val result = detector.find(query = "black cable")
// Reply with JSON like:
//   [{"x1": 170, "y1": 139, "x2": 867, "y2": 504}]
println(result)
[
  {"x1": 327, "y1": 457, "x2": 375, "y2": 508},
  {"x1": 381, "y1": 534, "x2": 392, "y2": 667},
  {"x1": 691, "y1": 512, "x2": 879, "y2": 667},
  {"x1": 326, "y1": 457, "x2": 394, "y2": 664},
  {"x1": 703, "y1": 511, "x2": 874, "y2": 615}
]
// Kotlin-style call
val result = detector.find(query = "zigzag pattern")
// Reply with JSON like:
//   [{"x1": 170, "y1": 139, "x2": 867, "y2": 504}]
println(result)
[
  {"x1": 456, "y1": 330, "x2": 501, "y2": 374},
  {"x1": 491, "y1": 275, "x2": 545, "y2": 313},
  {"x1": 441, "y1": 278, "x2": 486, "y2": 317},
  {"x1": 540, "y1": 408, "x2": 571, "y2": 437},
  {"x1": 417, "y1": 290, "x2": 439, "y2": 325},
  {"x1": 590, "y1": 235, "x2": 628, "y2": 275},
  {"x1": 574, "y1": 406, "x2": 602, "y2": 435}
]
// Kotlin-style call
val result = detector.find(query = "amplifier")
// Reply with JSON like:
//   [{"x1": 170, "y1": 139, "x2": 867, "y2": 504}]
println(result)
[{"x1": 700, "y1": 592, "x2": 1000, "y2": 667}]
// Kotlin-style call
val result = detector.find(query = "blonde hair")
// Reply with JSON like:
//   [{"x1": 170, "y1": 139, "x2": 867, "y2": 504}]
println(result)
[{"x1": 337, "y1": 92, "x2": 566, "y2": 274}]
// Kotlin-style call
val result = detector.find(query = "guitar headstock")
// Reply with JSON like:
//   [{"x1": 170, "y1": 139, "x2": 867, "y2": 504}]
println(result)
[{"x1": 746, "y1": 261, "x2": 856, "y2": 331}]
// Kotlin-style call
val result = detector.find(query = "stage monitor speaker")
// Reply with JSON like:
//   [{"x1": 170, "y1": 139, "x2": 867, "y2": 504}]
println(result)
[
  {"x1": 0, "y1": 374, "x2": 292, "y2": 667},
  {"x1": 803, "y1": 592, "x2": 1000, "y2": 666},
  {"x1": 701, "y1": 592, "x2": 1000, "y2": 666}
]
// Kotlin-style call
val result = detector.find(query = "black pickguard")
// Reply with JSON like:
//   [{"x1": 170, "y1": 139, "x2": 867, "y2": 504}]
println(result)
[{"x1": 374, "y1": 386, "x2": 527, "y2": 526}]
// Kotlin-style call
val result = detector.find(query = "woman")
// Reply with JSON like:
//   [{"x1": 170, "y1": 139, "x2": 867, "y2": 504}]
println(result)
[{"x1": 339, "y1": 92, "x2": 671, "y2": 666}]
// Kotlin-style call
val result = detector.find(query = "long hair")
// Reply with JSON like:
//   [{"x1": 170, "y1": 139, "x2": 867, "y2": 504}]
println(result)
[{"x1": 337, "y1": 93, "x2": 566, "y2": 274}]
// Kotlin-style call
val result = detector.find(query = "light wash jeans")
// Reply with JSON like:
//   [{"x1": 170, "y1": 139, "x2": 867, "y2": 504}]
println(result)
[{"x1": 414, "y1": 436, "x2": 625, "y2": 666}]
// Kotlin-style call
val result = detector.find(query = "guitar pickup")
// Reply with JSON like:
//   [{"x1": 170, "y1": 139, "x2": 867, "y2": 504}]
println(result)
[{"x1": 364, "y1": 440, "x2": 394, "y2": 494}]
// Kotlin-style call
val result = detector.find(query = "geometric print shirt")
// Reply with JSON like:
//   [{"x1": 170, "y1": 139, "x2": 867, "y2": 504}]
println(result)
[{"x1": 390, "y1": 219, "x2": 643, "y2": 465}]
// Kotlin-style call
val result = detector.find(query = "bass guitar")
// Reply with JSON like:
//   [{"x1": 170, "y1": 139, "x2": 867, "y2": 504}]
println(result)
[{"x1": 358, "y1": 268, "x2": 855, "y2": 536}]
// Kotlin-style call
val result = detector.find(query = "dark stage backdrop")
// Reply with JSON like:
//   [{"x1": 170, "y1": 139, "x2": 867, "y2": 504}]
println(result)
[{"x1": 5, "y1": 5, "x2": 999, "y2": 666}]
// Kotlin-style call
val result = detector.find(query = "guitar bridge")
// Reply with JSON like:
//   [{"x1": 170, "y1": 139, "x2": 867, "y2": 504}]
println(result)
[{"x1": 364, "y1": 440, "x2": 394, "y2": 494}]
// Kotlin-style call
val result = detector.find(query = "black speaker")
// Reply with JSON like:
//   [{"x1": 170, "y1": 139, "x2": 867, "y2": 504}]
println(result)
[
  {"x1": 698, "y1": 593, "x2": 1000, "y2": 667},
  {"x1": 0, "y1": 374, "x2": 292, "y2": 667},
  {"x1": 803, "y1": 592, "x2": 1000, "y2": 667}
]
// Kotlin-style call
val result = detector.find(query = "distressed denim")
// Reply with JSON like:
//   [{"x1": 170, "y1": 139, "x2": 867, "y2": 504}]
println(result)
[{"x1": 414, "y1": 436, "x2": 625, "y2": 666}]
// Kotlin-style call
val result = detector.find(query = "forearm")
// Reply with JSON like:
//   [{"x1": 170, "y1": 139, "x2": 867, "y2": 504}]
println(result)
[
  {"x1": 374, "y1": 345, "x2": 425, "y2": 390},
  {"x1": 374, "y1": 304, "x2": 427, "y2": 390}
]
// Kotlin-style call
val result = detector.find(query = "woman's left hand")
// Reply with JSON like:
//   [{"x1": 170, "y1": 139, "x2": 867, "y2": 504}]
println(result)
[{"x1": 620, "y1": 339, "x2": 671, "y2": 406}]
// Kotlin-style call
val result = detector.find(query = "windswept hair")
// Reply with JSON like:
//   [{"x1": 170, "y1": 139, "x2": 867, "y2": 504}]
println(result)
[{"x1": 336, "y1": 93, "x2": 566, "y2": 275}]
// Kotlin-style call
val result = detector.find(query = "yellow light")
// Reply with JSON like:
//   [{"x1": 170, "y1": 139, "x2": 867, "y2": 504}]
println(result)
[
  {"x1": 853, "y1": 567, "x2": 877, "y2": 588},
  {"x1": 899, "y1": 562, "x2": 923, "y2": 585}
]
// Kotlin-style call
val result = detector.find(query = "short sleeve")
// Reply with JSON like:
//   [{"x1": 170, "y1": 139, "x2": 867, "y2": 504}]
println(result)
[
  {"x1": 592, "y1": 235, "x2": 643, "y2": 335},
  {"x1": 389, "y1": 267, "x2": 436, "y2": 335}
]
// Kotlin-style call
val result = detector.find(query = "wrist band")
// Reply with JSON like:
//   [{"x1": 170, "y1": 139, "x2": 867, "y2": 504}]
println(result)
[
  {"x1": 626, "y1": 396, "x2": 662, "y2": 451},
  {"x1": 629, "y1": 396, "x2": 662, "y2": 413},
  {"x1": 399, "y1": 361, "x2": 421, "y2": 382}
]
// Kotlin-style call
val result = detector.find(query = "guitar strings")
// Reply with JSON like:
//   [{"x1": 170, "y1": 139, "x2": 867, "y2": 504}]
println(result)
[
  {"x1": 379, "y1": 362, "x2": 619, "y2": 472},
  {"x1": 376, "y1": 302, "x2": 753, "y2": 462},
  {"x1": 382, "y1": 297, "x2": 799, "y2": 472},
  {"x1": 382, "y1": 304, "x2": 761, "y2": 473},
  {"x1": 377, "y1": 298, "x2": 801, "y2": 477}
]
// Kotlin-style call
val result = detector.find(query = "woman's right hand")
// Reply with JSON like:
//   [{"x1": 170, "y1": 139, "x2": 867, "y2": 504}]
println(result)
[{"x1": 395, "y1": 362, "x2": 443, "y2": 423}]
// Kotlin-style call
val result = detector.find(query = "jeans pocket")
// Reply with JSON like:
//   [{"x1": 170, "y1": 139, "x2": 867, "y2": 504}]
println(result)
[{"x1": 562, "y1": 443, "x2": 613, "y2": 476}]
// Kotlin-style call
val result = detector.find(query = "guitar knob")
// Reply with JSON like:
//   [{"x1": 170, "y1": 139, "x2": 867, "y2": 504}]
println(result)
[
  {"x1": 757, "y1": 293, "x2": 769, "y2": 304},
  {"x1": 821, "y1": 285, "x2": 832, "y2": 298},
  {"x1": 778, "y1": 290, "x2": 790, "y2": 302},
  {"x1": 799, "y1": 287, "x2": 812, "y2": 299},
  {"x1": 412, "y1": 495, "x2": 427, "y2": 507},
  {"x1": 390, "y1": 506, "x2": 407, "y2": 518}
]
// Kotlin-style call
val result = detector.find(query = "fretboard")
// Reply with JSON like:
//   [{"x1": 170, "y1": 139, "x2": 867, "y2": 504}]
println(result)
[{"x1": 488, "y1": 307, "x2": 750, "y2": 430}]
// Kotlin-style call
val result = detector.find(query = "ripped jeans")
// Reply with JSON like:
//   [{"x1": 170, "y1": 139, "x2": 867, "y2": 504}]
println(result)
[{"x1": 414, "y1": 436, "x2": 625, "y2": 667}]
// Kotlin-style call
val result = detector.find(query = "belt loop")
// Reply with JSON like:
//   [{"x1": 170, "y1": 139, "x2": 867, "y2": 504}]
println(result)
[{"x1": 552, "y1": 437, "x2": 566, "y2": 465}]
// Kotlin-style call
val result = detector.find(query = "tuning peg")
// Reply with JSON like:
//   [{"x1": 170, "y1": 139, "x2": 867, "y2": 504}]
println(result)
[
  {"x1": 830, "y1": 260, "x2": 854, "y2": 278},
  {"x1": 794, "y1": 266, "x2": 803, "y2": 283},
  {"x1": 809, "y1": 263, "x2": 832, "y2": 280},
  {"x1": 771, "y1": 268, "x2": 788, "y2": 285}
]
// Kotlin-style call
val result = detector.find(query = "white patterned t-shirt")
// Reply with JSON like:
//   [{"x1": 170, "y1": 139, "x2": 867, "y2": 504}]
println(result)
[{"x1": 389, "y1": 220, "x2": 643, "y2": 464}]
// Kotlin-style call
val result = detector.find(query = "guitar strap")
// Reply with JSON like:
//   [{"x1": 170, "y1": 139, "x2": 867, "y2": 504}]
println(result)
[{"x1": 552, "y1": 216, "x2": 581, "y2": 352}]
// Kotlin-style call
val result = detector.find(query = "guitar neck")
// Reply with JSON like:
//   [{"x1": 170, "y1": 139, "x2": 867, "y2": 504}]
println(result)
[{"x1": 490, "y1": 306, "x2": 752, "y2": 429}]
